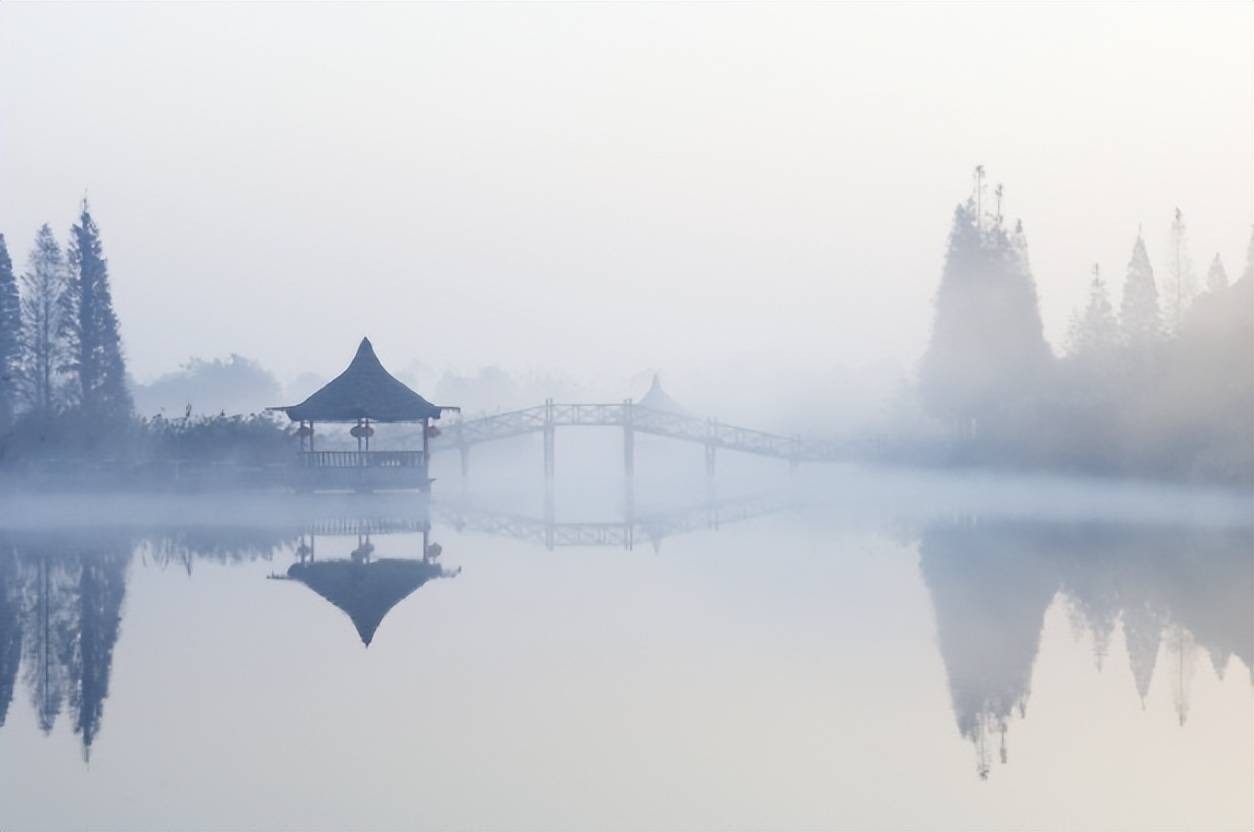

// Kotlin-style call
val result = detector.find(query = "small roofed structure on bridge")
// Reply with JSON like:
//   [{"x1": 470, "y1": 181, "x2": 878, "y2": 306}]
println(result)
[
  {"x1": 268, "y1": 337, "x2": 458, "y2": 491},
  {"x1": 636, "y1": 373, "x2": 688, "y2": 415}
]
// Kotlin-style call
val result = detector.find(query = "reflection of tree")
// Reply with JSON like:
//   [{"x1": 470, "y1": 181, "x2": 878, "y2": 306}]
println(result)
[
  {"x1": 920, "y1": 520, "x2": 1059, "y2": 778},
  {"x1": 22, "y1": 555, "x2": 75, "y2": 734},
  {"x1": 144, "y1": 527, "x2": 294, "y2": 575},
  {"x1": 921, "y1": 520, "x2": 1253, "y2": 778},
  {"x1": 1, "y1": 530, "x2": 133, "y2": 756},
  {"x1": 69, "y1": 553, "x2": 128, "y2": 757},
  {"x1": 0, "y1": 547, "x2": 21, "y2": 727}
]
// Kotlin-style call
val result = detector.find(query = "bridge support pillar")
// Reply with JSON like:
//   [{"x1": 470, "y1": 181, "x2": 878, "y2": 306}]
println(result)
[
  {"x1": 543, "y1": 399, "x2": 556, "y2": 483},
  {"x1": 705, "y1": 417, "x2": 718, "y2": 502},
  {"x1": 623, "y1": 399, "x2": 635, "y2": 550},
  {"x1": 623, "y1": 399, "x2": 635, "y2": 480},
  {"x1": 543, "y1": 399, "x2": 555, "y2": 549}
]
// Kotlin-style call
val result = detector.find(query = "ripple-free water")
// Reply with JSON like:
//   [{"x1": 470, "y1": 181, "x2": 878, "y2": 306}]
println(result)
[{"x1": 0, "y1": 478, "x2": 1249, "y2": 830}]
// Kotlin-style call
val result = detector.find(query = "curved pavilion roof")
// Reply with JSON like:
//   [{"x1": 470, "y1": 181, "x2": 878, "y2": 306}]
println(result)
[
  {"x1": 636, "y1": 373, "x2": 688, "y2": 415},
  {"x1": 286, "y1": 558, "x2": 455, "y2": 646},
  {"x1": 271, "y1": 338, "x2": 454, "y2": 423}
]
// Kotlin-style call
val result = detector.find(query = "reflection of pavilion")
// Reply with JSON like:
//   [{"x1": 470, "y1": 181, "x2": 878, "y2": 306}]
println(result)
[{"x1": 272, "y1": 523, "x2": 459, "y2": 646}]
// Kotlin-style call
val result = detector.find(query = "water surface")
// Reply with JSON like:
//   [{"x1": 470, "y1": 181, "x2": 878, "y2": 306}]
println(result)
[{"x1": 0, "y1": 481, "x2": 1250, "y2": 830}]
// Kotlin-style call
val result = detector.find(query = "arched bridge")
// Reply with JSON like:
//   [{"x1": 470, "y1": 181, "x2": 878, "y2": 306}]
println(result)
[{"x1": 428, "y1": 400, "x2": 850, "y2": 478}]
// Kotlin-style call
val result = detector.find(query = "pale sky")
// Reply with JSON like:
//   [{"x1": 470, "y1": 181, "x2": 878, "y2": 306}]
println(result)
[{"x1": 0, "y1": 2, "x2": 1250, "y2": 391}]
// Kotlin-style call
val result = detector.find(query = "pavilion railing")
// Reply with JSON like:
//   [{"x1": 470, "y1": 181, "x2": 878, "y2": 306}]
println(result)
[{"x1": 299, "y1": 451, "x2": 424, "y2": 469}]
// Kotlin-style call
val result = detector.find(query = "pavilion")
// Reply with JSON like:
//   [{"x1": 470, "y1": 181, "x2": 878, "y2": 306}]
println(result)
[
  {"x1": 637, "y1": 373, "x2": 688, "y2": 415},
  {"x1": 269, "y1": 337, "x2": 458, "y2": 492}
]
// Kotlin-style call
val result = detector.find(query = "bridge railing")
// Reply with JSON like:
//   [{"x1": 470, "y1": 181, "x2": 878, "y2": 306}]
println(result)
[
  {"x1": 552, "y1": 402, "x2": 626, "y2": 426},
  {"x1": 428, "y1": 402, "x2": 849, "y2": 463}
]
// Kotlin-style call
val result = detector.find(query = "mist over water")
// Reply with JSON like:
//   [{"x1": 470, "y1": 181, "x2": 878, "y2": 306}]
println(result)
[
  {"x1": 0, "y1": 474, "x2": 1249, "y2": 830},
  {"x1": 0, "y1": 2, "x2": 1251, "y2": 828}
]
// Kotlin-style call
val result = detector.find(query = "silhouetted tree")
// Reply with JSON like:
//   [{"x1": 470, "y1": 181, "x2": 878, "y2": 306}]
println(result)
[
  {"x1": 1204, "y1": 254, "x2": 1228, "y2": 294},
  {"x1": 0, "y1": 234, "x2": 21, "y2": 433},
  {"x1": 1163, "y1": 208, "x2": 1195, "y2": 334},
  {"x1": 65, "y1": 201, "x2": 132, "y2": 422},
  {"x1": 1118, "y1": 233, "x2": 1160, "y2": 347},
  {"x1": 19, "y1": 225, "x2": 72, "y2": 418},
  {"x1": 920, "y1": 183, "x2": 1051, "y2": 439},
  {"x1": 1066, "y1": 264, "x2": 1118, "y2": 357},
  {"x1": 1241, "y1": 226, "x2": 1254, "y2": 285}
]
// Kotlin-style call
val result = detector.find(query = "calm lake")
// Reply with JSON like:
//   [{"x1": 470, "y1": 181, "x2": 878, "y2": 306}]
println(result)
[{"x1": 0, "y1": 471, "x2": 1250, "y2": 830}]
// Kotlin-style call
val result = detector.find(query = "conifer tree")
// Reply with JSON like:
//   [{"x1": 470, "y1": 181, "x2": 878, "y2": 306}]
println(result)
[
  {"x1": 1240, "y1": 226, "x2": 1254, "y2": 285},
  {"x1": 0, "y1": 235, "x2": 21, "y2": 432},
  {"x1": 1204, "y1": 254, "x2": 1228, "y2": 294},
  {"x1": 1163, "y1": 208, "x2": 1195, "y2": 334},
  {"x1": 20, "y1": 225, "x2": 71, "y2": 418},
  {"x1": 1067, "y1": 264, "x2": 1118, "y2": 356},
  {"x1": 66, "y1": 201, "x2": 132, "y2": 421},
  {"x1": 1119, "y1": 233, "x2": 1160, "y2": 346},
  {"x1": 920, "y1": 176, "x2": 1051, "y2": 435}
]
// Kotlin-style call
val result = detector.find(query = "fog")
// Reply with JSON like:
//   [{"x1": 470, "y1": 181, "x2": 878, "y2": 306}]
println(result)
[
  {"x1": 0, "y1": 3, "x2": 1249, "y2": 405},
  {"x1": 3, "y1": 8, "x2": 1254, "y2": 827}
]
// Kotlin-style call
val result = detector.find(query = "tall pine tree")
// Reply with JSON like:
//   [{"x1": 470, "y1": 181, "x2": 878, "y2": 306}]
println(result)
[
  {"x1": 20, "y1": 225, "x2": 71, "y2": 418},
  {"x1": 1119, "y1": 233, "x2": 1160, "y2": 346},
  {"x1": 1204, "y1": 254, "x2": 1228, "y2": 294},
  {"x1": 1240, "y1": 226, "x2": 1254, "y2": 285},
  {"x1": 1067, "y1": 264, "x2": 1118, "y2": 357},
  {"x1": 1163, "y1": 208, "x2": 1195, "y2": 334},
  {"x1": 0, "y1": 235, "x2": 21, "y2": 433},
  {"x1": 66, "y1": 201, "x2": 132, "y2": 422},
  {"x1": 920, "y1": 178, "x2": 1051, "y2": 437}
]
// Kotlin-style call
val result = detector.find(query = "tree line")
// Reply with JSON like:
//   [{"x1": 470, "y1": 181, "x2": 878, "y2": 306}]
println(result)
[
  {"x1": 919, "y1": 168, "x2": 1253, "y2": 487},
  {"x1": 0, "y1": 205, "x2": 295, "y2": 475},
  {"x1": 0, "y1": 202, "x2": 131, "y2": 438}
]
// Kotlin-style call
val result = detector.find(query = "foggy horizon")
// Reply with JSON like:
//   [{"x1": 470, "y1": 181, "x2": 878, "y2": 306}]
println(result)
[
  {"x1": 1, "y1": 4, "x2": 1251, "y2": 829},
  {"x1": 2, "y1": 3, "x2": 1250, "y2": 389}
]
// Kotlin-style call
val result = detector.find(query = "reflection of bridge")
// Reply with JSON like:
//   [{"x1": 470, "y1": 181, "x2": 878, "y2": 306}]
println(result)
[
  {"x1": 429, "y1": 401, "x2": 851, "y2": 479},
  {"x1": 433, "y1": 491, "x2": 793, "y2": 550}
]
